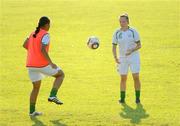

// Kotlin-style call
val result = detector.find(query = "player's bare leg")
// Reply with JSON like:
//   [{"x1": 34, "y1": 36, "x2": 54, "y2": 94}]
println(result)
[
  {"x1": 119, "y1": 75, "x2": 127, "y2": 103},
  {"x1": 29, "y1": 80, "x2": 42, "y2": 116},
  {"x1": 132, "y1": 73, "x2": 141, "y2": 103},
  {"x1": 48, "y1": 70, "x2": 65, "y2": 105}
]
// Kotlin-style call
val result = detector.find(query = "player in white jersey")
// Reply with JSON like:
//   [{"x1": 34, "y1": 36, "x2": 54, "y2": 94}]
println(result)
[{"x1": 112, "y1": 13, "x2": 141, "y2": 104}]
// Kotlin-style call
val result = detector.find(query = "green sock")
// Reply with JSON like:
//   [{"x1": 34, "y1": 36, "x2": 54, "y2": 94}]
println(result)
[
  {"x1": 50, "y1": 88, "x2": 58, "y2": 97},
  {"x1": 30, "y1": 103, "x2": 35, "y2": 114},
  {"x1": 135, "y1": 90, "x2": 140, "y2": 99},
  {"x1": 120, "y1": 91, "x2": 126, "y2": 101}
]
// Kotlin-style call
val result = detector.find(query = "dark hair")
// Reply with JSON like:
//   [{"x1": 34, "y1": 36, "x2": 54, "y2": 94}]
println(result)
[
  {"x1": 33, "y1": 16, "x2": 50, "y2": 38},
  {"x1": 119, "y1": 13, "x2": 129, "y2": 23}
]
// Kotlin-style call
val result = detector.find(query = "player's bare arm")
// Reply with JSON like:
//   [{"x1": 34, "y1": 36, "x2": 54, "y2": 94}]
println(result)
[
  {"x1": 112, "y1": 44, "x2": 120, "y2": 64},
  {"x1": 126, "y1": 41, "x2": 141, "y2": 56},
  {"x1": 41, "y1": 44, "x2": 57, "y2": 69}
]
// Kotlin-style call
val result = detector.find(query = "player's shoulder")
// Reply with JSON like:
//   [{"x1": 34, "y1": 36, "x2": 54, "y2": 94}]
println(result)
[
  {"x1": 43, "y1": 33, "x2": 50, "y2": 38},
  {"x1": 41, "y1": 29, "x2": 49, "y2": 37},
  {"x1": 129, "y1": 27, "x2": 138, "y2": 33},
  {"x1": 44, "y1": 33, "x2": 50, "y2": 36},
  {"x1": 113, "y1": 28, "x2": 121, "y2": 34}
]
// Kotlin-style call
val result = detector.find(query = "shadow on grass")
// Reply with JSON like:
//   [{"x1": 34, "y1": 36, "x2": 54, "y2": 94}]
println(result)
[
  {"x1": 119, "y1": 103, "x2": 149, "y2": 124},
  {"x1": 50, "y1": 119, "x2": 67, "y2": 126},
  {"x1": 30, "y1": 117, "x2": 46, "y2": 126},
  {"x1": 30, "y1": 117, "x2": 67, "y2": 126}
]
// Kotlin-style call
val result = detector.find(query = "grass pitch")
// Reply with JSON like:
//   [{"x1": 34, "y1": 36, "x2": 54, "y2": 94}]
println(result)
[{"x1": 0, "y1": 0, "x2": 180, "y2": 125}]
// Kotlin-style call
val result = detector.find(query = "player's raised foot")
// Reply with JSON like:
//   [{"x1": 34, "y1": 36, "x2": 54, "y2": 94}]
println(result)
[
  {"x1": 29, "y1": 111, "x2": 42, "y2": 117},
  {"x1": 48, "y1": 96, "x2": 63, "y2": 105},
  {"x1": 136, "y1": 98, "x2": 141, "y2": 104},
  {"x1": 119, "y1": 99, "x2": 125, "y2": 104}
]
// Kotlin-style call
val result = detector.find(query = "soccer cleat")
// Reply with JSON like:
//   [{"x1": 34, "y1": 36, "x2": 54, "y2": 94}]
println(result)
[
  {"x1": 136, "y1": 98, "x2": 141, "y2": 104},
  {"x1": 119, "y1": 99, "x2": 125, "y2": 104},
  {"x1": 29, "y1": 111, "x2": 42, "y2": 117},
  {"x1": 48, "y1": 97, "x2": 63, "y2": 105}
]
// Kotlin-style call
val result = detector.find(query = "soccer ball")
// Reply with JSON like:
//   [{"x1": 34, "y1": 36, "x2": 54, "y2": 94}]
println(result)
[{"x1": 87, "y1": 36, "x2": 100, "y2": 49}]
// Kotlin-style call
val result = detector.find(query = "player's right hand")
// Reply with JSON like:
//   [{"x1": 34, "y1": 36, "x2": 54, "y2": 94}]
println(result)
[{"x1": 115, "y1": 58, "x2": 120, "y2": 64}]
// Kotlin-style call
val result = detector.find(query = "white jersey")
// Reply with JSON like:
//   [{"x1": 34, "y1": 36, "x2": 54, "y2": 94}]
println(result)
[{"x1": 112, "y1": 27, "x2": 140, "y2": 57}]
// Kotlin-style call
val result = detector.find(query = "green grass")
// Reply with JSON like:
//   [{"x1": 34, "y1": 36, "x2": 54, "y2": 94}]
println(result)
[{"x1": 0, "y1": 0, "x2": 180, "y2": 125}]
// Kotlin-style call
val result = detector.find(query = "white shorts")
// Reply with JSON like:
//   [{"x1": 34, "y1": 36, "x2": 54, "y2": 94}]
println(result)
[
  {"x1": 27, "y1": 65, "x2": 61, "y2": 82},
  {"x1": 117, "y1": 53, "x2": 140, "y2": 75}
]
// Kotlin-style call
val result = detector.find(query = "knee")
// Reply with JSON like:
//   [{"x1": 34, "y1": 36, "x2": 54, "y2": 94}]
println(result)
[
  {"x1": 121, "y1": 77, "x2": 127, "y2": 83},
  {"x1": 133, "y1": 75, "x2": 140, "y2": 81},
  {"x1": 61, "y1": 72, "x2": 65, "y2": 78},
  {"x1": 32, "y1": 82, "x2": 41, "y2": 92},
  {"x1": 56, "y1": 71, "x2": 65, "y2": 79},
  {"x1": 121, "y1": 80, "x2": 126, "y2": 84}
]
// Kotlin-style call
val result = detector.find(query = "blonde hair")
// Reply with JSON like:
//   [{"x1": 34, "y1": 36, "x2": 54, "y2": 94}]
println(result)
[{"x1": 119, "y1": 13, "x2": 129, "y2": 23}]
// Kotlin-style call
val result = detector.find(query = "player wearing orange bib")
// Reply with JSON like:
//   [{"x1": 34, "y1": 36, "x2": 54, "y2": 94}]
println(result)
[{"x1": 23, "y1": 16, "x2": 65, "y2": 116}]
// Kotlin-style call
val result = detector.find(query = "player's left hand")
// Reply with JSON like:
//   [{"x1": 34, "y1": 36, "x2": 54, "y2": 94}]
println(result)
[{"x1": 125, "y1": 49, "x2": 133, "y2": 56}]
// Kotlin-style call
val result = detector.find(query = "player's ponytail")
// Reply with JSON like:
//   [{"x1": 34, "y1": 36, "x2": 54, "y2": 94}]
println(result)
[
  {"x1": 33, "y1": 16, "x2": 50, "y2": 38},
  {"x1": 33, "y1": 25, "x2": 40, "y2": 38}
]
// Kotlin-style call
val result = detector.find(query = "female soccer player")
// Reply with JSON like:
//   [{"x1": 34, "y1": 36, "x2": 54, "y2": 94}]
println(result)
[
  {"x1": 23, "y1": 16, "x2": 65, "y2": 116},
  {"x1": 112, "y1": 13, "x2": 141, "y2": 104}
]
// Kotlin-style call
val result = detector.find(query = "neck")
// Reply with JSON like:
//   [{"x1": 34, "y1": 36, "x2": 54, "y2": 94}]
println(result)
[
  {"x1": 41, "y1": 27, "x2": 47, "y2": 31},
  {"x1": 121, "y1": 26, "x2": 129, "y2": 31}
]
